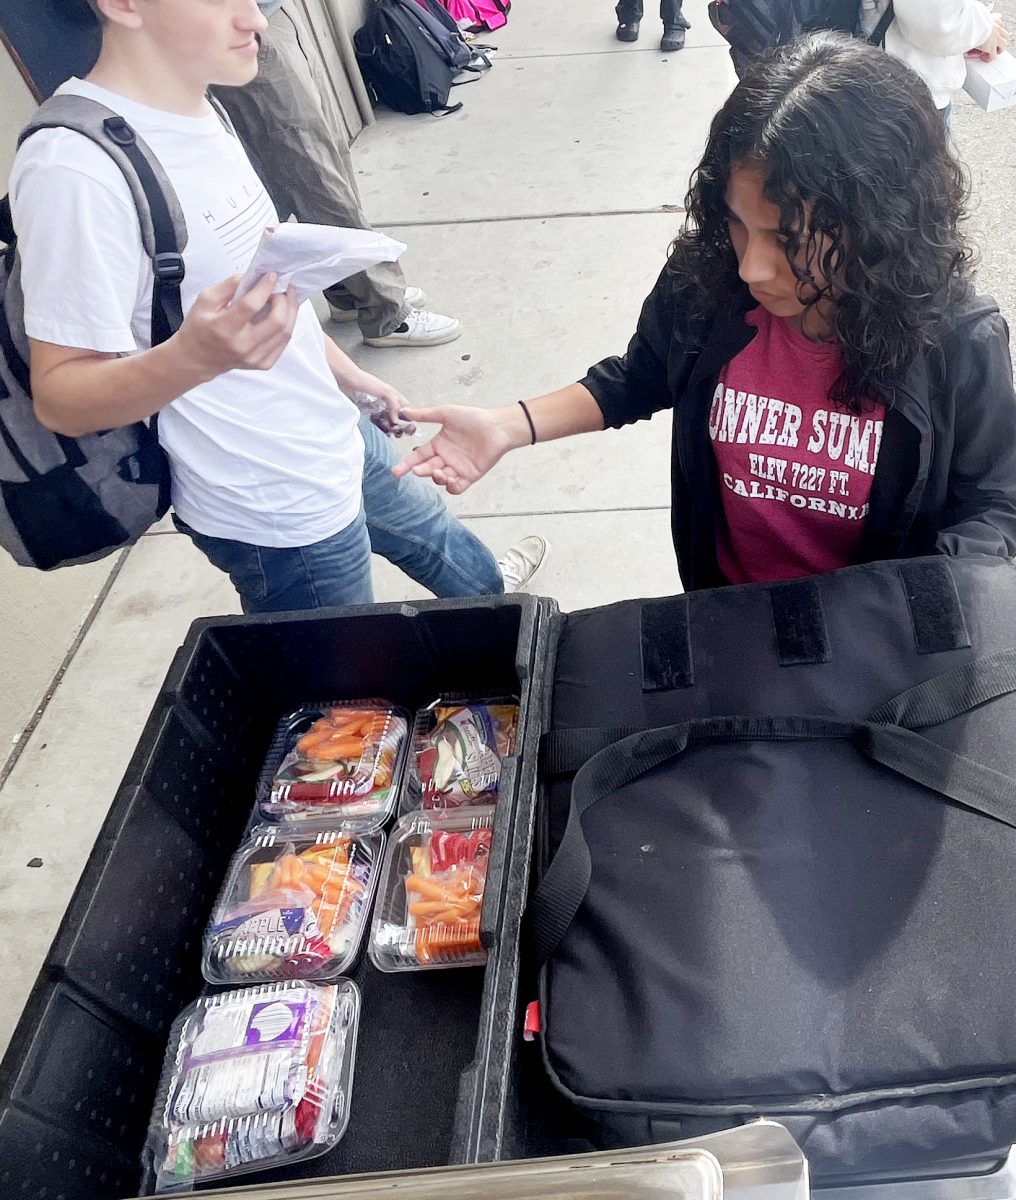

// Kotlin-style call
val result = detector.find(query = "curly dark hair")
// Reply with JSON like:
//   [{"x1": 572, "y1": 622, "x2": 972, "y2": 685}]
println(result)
[{"x1": 670, "y1": 31, "x2": 975, "y2": 413}]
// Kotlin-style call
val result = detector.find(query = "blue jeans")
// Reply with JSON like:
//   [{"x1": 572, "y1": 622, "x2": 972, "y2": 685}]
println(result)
[{"x1": 175, "y1": 417, "x2": 504, "y2": 613}]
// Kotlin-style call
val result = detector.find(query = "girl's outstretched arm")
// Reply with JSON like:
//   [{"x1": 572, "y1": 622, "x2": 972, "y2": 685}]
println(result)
[{"x1": 393, "y1": 384, "x2": 604, "y2": 495}]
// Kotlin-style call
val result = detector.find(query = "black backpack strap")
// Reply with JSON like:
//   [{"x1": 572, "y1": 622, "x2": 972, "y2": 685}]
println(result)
[
  {"x1": 0, "y1": 195, "x2": 13, "y2": 247},
  {"x1": 205, "y1": 91, "x2": 237, "y2": 135},
  {"x1": 869, "y1": 0, "x2": 894, "y2": 46},
  {"x1": 528, "y1": 649, "x2": 1016, "y2": 967},
  {"x1": 97, "y1": 115, "x2": 184, "y2": 347}
]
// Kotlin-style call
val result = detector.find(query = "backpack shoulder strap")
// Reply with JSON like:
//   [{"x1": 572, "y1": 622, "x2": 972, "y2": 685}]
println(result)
[
  {"x1": 205, "y1": 91, "x2": 238, "y2": 138},
  {"x1": 19, "y1": 94, "x2": 188, "y2": 262},
  {"x1": 0, "y1": 195, "x2": 13, "y2": 248},
  {"x1": 869, "y1": 0, "x2": 894, "y2": 46},
  {"x1": 16, "y1": 93, "x2": 188, "y2": 345}
]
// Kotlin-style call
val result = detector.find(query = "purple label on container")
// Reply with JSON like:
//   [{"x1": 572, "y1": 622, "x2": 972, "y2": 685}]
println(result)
[
  {"x1": 215, "y1": 907, "x2": 307, "y2": 939},
  {"x1": 246, "y1": 999, "x2": 308, "y2": 1045}
]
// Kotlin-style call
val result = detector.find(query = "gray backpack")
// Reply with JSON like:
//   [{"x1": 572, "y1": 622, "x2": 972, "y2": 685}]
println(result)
[{"x1": 0, "y1": 94, "x2": 188, "y2": 570}]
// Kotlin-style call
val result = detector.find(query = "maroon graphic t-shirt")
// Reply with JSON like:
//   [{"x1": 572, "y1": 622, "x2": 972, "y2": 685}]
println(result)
[{"x1": 710, "y1": 307, "x2": 886, "y2": 585}]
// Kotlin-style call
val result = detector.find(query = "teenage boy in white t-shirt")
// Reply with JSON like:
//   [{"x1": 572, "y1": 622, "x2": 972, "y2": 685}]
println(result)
[{"x1": 10, "y1": 0, "x2": 546, "y2": 612}]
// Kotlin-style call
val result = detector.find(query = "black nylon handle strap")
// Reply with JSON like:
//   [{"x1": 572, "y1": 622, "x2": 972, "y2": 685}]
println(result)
[
  {"x1": 528, "y1": 699, "x2": 1016, "y2": 966},
  {"x1": 530, "y1": 716, "x2": 852, "y2": 968},
  {"x1": 540, "y1": 726, "x2": 643, "y2": 776},
  {"x1": 867, "y1": 648, "x2": 1016, "y2": 730},
  {"x1": 542, "y1": 649, "x2": 1016, "y2": 778},
  {"x1": 857, "y1": 721, "x2": 1016, "y2": 830}
]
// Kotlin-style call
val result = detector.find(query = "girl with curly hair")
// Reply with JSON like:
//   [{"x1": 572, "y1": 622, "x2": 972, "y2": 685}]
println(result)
[{"x1": 394, "y1": 31, "x2": 1016, "y2": 588}]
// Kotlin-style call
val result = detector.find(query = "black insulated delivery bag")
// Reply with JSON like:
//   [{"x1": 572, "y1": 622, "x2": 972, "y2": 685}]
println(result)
[{"x1": 529, "y1": 555, "x2": 1016, "y2": 1180}]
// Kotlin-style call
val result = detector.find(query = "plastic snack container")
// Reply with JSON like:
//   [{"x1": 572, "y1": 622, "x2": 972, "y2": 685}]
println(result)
[
  {"x1": 369, "y1": 807, "x2": 495, "y2": 972},
  {"x1": 144, "y1": 979, "x2": 360, "y2": 1191},
  {"x1": 403, "y1": 698, "x2": 519, "y2": 813},
  {"x1": 203, "y1": 827, "x2": 383, "y2": 984},
  {"x1": 258, "y1": 700, "x2": 409, "y2": 831}
]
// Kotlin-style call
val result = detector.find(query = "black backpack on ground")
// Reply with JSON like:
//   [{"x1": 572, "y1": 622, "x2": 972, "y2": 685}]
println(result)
[
  {"x1": 707, "y1": 0, "x2": 894, "y2": 59},
  {"x1": 0, "y1": 94, "x2": 185, "y2": 570},
  {"x1": 529, "y1": 555, "x2": 1016, "y2": 1181},
  {"x1": 355, "y1": 0, "x2": 492, "y2": 116}
]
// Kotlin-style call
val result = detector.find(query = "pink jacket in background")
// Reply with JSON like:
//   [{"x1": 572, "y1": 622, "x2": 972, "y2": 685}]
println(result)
[{"x1": 427, "y1": 0, "x2": 509, "y2": 32}]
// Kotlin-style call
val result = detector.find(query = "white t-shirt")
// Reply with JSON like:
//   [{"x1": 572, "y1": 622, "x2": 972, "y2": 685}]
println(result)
[
  {"x1": 9, "y1": 77, "x2": 364, "y2": 547},
  {"x1": 860, "y1": 0, "x2": 994, "y2": 109}
]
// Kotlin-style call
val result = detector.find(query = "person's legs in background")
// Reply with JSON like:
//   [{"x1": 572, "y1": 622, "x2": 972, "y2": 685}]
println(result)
[
  {"x1": 358, "y1": 417, "x2": 548, "y2": 597},
  {"x1": 660, "y1": 0, "x2": 690, "y2": 51},
  {"x1": 616, "y1": 0, "x2": 689, "y2": 50},
  {"x1": 615, "y1": 0, "x2": 643, "y2": 41},
  {"x1": 214, "y1": 5, "x2": 461, "y2": 348}
]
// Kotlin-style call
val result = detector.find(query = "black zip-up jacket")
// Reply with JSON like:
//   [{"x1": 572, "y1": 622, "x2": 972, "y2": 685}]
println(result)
[{"x1": 582, "y1": 269, "x2": 1016, "y2": 590}]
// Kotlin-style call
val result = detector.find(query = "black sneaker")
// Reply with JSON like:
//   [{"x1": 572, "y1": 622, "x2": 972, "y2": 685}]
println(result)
[
  {"x1": 660, "y1": 23, "x2": 687, "y2": 51},
  {"x1": 616, "y1": 19, "x2": 640, "y2": 41}
]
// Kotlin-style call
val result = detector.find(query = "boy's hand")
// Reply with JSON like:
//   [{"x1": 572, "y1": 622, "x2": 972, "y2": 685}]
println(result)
[
  {"x1": 175, "y1": 273, "x2": 299, "y2": 381},
  {"x1": 352, "y1": 371, "x2": 416, "y2": 436},
  {"x1": 974, "y1": 13, "x2": 1008, "y2": 60}
]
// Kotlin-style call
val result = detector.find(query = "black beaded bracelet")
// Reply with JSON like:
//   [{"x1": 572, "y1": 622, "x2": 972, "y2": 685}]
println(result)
[{"x1": 519, "y1": 399, "x2": 537, "y2": 445}]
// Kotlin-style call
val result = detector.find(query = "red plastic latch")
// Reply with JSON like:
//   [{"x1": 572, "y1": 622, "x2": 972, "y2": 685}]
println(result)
[{"x1": 523, "y1": 1000, "x2": 541, "y2": 1042}]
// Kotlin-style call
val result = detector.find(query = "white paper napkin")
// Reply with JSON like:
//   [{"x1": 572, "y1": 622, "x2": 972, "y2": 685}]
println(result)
[{"x1": 234, "y1": 223, "x2": 408, "y2": 305}]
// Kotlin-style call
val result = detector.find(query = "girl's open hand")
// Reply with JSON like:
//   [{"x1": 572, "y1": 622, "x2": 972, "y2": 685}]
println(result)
[{"x1": 391, "y1": 405, "x2": 516, "y2": 494}]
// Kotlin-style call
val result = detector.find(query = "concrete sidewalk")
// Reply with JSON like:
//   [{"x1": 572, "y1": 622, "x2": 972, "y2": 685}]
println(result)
[{"x1": 1, "y1": 0, "x2": 1015, "y2": 1063}]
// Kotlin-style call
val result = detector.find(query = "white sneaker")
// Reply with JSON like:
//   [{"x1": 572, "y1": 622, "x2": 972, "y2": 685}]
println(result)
[
  {"x1": 328, "y1": 286, "x2": 427, "y2": 325},
  {"x1": 498, "y1": 535, "x2": 550, "y2": 593},
  {"x1": 363, "y1": 306, "x2": 462, "y2": 348}
]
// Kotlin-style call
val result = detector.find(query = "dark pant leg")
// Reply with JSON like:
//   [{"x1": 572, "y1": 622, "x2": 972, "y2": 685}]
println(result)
[
  {"x1": 616, "y1": 0, "x2": 643, "y2": 22},
  {"x1": 660, "y1": 0, "x2": 688, "y2": 28}
]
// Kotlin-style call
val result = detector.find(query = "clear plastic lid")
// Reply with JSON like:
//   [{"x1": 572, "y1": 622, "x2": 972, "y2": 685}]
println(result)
[
  {"x1": 203, "y1": 828, "x2": 383, "y2": 985},
  {"x1": 144, "y1": 979, "x2": 359, "y2": 1192},
  {"x1": 402, "y1": 698, "x2": 519, "y2": 815},
  {"x1": 258, "y1": 701, "x2": 409, "y2": 831},
  {"x1": 369, "y1": 807, "x2": 495, "y2": 972}
]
